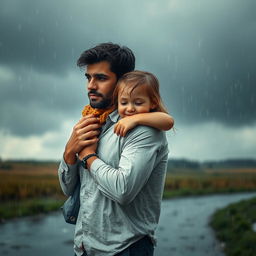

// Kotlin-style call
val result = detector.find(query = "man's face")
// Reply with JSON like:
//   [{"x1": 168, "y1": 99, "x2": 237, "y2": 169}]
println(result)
[{"x1": 85, "y1": 61, "x2": 117, "y2": 109}]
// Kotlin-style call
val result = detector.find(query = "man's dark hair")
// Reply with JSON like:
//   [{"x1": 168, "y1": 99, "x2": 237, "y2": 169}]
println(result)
[{"x1": 77, "y1": 43, "x2": 135, "y2": 79}]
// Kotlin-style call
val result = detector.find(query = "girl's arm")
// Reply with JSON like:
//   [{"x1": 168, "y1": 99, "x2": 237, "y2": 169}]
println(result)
[{"x1": 114, "y1": 112, "x2": 174, "y2": 137}]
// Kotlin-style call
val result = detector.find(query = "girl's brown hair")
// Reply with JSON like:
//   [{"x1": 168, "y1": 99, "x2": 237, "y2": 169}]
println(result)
[{"x1": 113, "y1": 70, "x2": 168, "y2": 113}]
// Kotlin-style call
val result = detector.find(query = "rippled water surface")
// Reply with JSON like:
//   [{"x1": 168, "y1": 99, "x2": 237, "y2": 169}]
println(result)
[
  {"x1": 0, "y1": 193, "x2": 255, "y2": 256},
  {"x1": 155, "y1": 193, "x2": 256, "y2": 256}
]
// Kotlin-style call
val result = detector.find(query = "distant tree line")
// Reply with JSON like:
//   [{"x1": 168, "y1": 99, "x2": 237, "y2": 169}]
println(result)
[
  {"x1": 1, "y1": 157, "x2": 256, "y2": 171},
  {"x1": 168, "y1": 158, "x2": 256, "y2": 170}
]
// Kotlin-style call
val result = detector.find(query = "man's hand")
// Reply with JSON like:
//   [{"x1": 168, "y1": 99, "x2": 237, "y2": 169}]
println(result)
[
  {"x1": 114, "y1": 116, "x2": 139, "y2": 137},
  {"x1": 64, "y1": 114, "x2": 101, "y2": 164}
]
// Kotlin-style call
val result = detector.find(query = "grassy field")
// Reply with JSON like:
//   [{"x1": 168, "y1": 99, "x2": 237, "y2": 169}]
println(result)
[
  {"x1": 0, "y1": 161, "x2": 256, "y2": 221},
  {"x1": 0, "y1": 161, "x2": 65, "y2": 221},
  {"x1": 210, "y1": 197, "x2": 256, "y2": 256},
  {"x1": 163, "y1": 167, "x2": 256, "y2": 198}
]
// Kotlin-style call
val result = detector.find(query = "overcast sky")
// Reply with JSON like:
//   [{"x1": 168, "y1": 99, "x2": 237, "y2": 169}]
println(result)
[{"x1": 0, "y1": 0, "x2": 256, "y2": 161}]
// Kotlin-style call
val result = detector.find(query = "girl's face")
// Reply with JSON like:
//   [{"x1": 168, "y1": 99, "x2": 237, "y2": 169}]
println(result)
[{"x1": 118, "y1": 83, "x2": 155, "y2": 118}]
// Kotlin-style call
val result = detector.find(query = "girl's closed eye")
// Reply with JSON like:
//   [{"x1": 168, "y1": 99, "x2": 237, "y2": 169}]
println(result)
[
  {"x1": 120, "y1": 101, "x2": 128, "y2": 105},
  {"x1": 135, "y1": 101, "x2": 144, "y2": 106}
]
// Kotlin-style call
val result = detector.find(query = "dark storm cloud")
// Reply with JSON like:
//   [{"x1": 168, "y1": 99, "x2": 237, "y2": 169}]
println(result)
[
  {"x1": 0, "y1": 67, "x2": 86, "y2": 136},
  {"x1": 0, "y1": 1, "x2": 88, "y2": 74},
  {"x1": 0, "y1": 0, "x2": 130, "y2": 74},
  {"x1": 134, "y1": 1, "x2": 256, "y2": 126},
  {"x1": 0, "y1": 0, "x2": 255, "y2": 137}
]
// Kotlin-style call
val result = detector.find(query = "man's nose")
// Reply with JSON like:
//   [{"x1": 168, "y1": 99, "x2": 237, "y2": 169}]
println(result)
[{"x1": 87, "y1": 78, "x2": 97, "y2": 90}]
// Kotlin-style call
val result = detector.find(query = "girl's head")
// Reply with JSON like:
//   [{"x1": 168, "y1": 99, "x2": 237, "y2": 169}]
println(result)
[{"x1": 113, "y1": 71, "x2": 168, "y2": 118}]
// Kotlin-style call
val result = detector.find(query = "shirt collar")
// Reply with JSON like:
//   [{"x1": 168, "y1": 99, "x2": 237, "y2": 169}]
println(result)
[
  {"x1": 99, "y1": 110, "x2": 120, "y2": 137},
  {"x1": 108, "y1": 110, "x2": 120, "y2": 123}
]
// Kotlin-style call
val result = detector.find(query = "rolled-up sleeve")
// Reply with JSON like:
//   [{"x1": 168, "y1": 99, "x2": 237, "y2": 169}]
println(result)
[
  {"x1": 58, "y1": 157, "x2": 79, "y2": 196},
  {"x1": 90, "y1": 127, "x2": 164, "y2": 205}
]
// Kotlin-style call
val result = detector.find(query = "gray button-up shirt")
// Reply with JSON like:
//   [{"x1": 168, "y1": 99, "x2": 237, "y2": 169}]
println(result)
[{"x1": 58, "y1": 110, "x2": 169, "y2": 256}]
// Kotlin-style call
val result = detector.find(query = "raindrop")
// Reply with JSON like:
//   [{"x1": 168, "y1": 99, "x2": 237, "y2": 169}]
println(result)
[
  {"x1": 19, "y1": 84, "x2": 23, "y2": 91},
  {"x1": 71, "y1": 47, "x2": 75, "y2": 58},
  {"x1": 18, "y1": 24, "x2": 22, "y2": 31},
  {"x1": 247, "y1": 72, "x2": 250, "y2": 81},
  {"x1": 225, "y1": 60, "x2": 229, "y2": 69},
  {"x1": 190, "y1": 95, "x2": 193, "y2": 103},
  {"x1": 206, "y1": 66, "x2": 211, "y2": 76},
  {"x1": 198, "y1": 39, "x2": 201, "y2": 49},
  {"x1": 167, "y1": 54, "x2": 170, "y2": 63},
  {"x1": 251, "y1": 95, "x2": 254, "y2": 104},
  {"x1": 39, "y1": 37, "x2": 45, "y2": 46}
]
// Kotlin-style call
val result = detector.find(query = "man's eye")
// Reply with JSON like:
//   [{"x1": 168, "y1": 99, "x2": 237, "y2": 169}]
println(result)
[
  {"x1": 98, "y1": 76, "x2": 107, "y2": 81},
  {"x1": 85, "y1": 75, "x2": 91, "y2": 81}
]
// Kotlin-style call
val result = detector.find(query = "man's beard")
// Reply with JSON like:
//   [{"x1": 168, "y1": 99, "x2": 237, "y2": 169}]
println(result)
[{"x1": 88, "y1": 90, "x2": 112, "y2": 109}]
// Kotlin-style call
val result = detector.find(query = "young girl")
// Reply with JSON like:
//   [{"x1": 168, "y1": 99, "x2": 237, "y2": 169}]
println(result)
[{"x1": 113, "y1": 70, "x2": 174, "y2": 136}]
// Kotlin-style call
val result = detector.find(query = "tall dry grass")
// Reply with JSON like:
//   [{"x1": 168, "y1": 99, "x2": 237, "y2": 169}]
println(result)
[
  {"x1": 164, "y1": 168, "x2": 256, "y2": 197},
  {"x1": 0, "y1": 162, "x2": 64, "y2": 201}
]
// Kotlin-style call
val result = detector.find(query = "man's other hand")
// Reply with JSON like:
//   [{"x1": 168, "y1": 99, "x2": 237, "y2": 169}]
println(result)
[{"x1": 64, "y1": 115, "x2": 101, "y2": 164}]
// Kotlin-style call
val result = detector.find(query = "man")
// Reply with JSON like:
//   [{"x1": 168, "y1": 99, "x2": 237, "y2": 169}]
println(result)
[{"x1": 58, "y1": 43, "x2": 168, "y2": 256}]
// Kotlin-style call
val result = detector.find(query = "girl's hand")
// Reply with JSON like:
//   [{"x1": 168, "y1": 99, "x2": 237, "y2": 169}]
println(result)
[{"x1": 114, "y1": 116, "x2": 138, "y2": 137}]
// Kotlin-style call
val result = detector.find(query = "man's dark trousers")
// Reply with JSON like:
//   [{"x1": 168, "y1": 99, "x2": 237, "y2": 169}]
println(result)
[{"x1": 79, "y1": 236, "x2": 154, "y2": 256}]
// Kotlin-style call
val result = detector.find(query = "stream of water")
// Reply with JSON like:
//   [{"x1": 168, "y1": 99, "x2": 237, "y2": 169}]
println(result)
[{"x1": 0, "y1": 192, "x2": 255, "y2": 256}]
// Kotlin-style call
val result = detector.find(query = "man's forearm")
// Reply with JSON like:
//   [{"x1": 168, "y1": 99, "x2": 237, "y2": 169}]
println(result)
[{"x1": 88, "y1": 128, "x2": 163, "y2": 205}]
